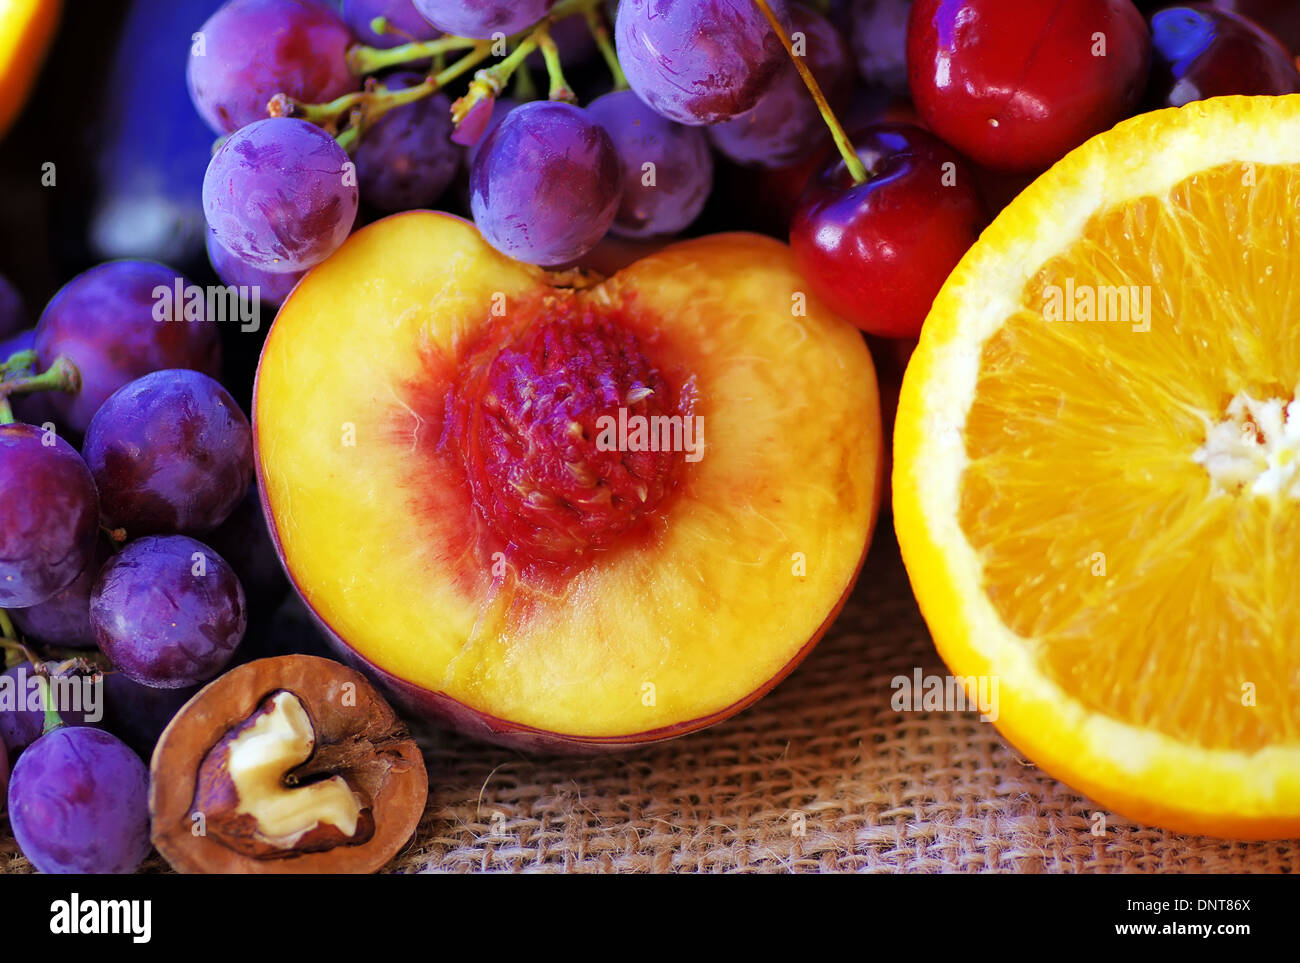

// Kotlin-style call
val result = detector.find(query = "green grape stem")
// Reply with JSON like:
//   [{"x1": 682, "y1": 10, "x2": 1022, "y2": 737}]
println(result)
[
  {"x1": 751, "y1": 0, "x2": 868, "y2": 185},
  {"x1": 0, "y1": 354, "x2": 80, "y2": 401},
  {"x1": 584, "y1": 5, "x2": 628, "y2": 92},
  {"x1": 537, "y1": 27, "x2": 576, "y2": 103},
  {"x1": 1, "y1": 348, "x2": 37, "y2": 376},
  {"x1": 512, "y1": 62, "x2": 539, "y2": 100},
  {"x1": 0, "y1": 639, "x2": 39, "y2": 673},
  {"x1": 0, "y1": 635, "x2": 46, "y2": 698},
  {"x1": 347, "y1": 33, "x2": 481, "y2": 76},
  {"x1": 35, "y1": 671, "x2": 65, "y2": 736},
  {"x1": 452, "y1": 33, "x2": 542, "y2": 127},
  {"x1": 283, "y1": 0, "x2": 613, "y2": 151},
  {"x1": 334, "y1": 43, "x2": 497, "y2": 151}
]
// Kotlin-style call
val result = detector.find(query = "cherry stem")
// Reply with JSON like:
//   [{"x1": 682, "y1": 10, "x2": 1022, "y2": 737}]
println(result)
[
  {"x1": 584, "y1": 5, "x2": 627, "y2": 91},
  {"x1": 0, "y1": 610, "x2": 18, "y2": 644},
  {"x1": 0, "y1": 355, "x2": 80, "y2": 400},
  {"x1": 751, "y1": 0, "x2": 868, "y2": 185},
  {"x1": 0, "y1": 397, "x2": 12, "y2": 425}
]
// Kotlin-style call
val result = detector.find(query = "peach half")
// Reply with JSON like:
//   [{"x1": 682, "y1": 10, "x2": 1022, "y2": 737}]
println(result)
[{"x1": 254, "y1": 213, "x2": 881, "y2": 750}]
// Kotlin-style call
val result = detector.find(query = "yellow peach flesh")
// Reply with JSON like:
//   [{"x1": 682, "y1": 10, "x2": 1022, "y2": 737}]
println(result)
[{"x1": 255, "y1": 212, "x2": 880, "y2": 740}]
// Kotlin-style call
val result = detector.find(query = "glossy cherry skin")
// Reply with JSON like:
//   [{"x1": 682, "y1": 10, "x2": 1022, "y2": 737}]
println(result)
[
  {"x1": 907, "y1": 0, "x2": 1151, "y2": 173},
  {"x1": 790, "y1": 124, "x2": 986, "y2": 339},
  {"x1": 1146, "y1": 5, "x2": 1300, "y2": 107}
]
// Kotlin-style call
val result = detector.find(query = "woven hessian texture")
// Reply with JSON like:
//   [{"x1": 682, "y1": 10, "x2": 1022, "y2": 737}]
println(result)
[{"x1": 2, "y1": 531, "x2": 1295, "y2": 873}]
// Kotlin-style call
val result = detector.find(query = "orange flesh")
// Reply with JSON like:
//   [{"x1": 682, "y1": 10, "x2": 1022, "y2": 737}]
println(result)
[
  {"x1": 959, "y1": 162, "x2": 1300, "y2": 752},
  {"x1": 255, "y1": 214, "x2": 881, "y2": 738}
]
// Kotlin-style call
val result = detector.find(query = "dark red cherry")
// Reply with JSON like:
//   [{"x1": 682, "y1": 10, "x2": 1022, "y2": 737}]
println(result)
[
  {"x1": 1146, "y1": 4, "x2": 1300, "y2": 107},
  {"x1": 907, "y1": 0, "x2": 1151, "y2": 173},
  {"x1": 790, "y1": 124, "x2": 986, "y2": 339},
  {"x1": 1213, "y1": 1, "x2": 1300, "y2": 53}
]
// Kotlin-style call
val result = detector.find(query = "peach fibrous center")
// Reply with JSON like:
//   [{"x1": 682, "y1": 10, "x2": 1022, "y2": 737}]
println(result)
[{"x1": 451, "y1": 295, "x2": 694, "y2": 567}]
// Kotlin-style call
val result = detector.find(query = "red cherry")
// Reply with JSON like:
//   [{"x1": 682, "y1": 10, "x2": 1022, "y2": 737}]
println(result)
[
  {"x1": 1146, "y1": 4, "x2": 1300, "y2": 107},
  {"x1": 790, "y1": 123, "x2": 986, "y2": 339},
  {"x1": 907, "y1": 0, "x2": 1151, "y2": 173}
]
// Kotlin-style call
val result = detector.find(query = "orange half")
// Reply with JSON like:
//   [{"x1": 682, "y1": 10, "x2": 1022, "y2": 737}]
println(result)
[{"x1": 895, "y1": 96, "x2": 1300, "y2": 838}]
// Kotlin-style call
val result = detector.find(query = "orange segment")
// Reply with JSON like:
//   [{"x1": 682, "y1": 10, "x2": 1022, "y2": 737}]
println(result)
[{"x1": 895, "y1": 96, "x2": 1300, "y2": 838}]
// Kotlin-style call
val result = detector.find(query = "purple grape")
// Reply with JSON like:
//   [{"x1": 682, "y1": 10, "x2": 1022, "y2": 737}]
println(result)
[
  {"x1": 8, "y1": 727, "x2": 150, "y2": 874},
  {"x1": 462, "y1": 95, "x2": 517, "y2": 160},
  {"x1": 344, "y1": 0, "x2": 440, "y2": 47},
  {"x1": 470, "y1": 100, "x2": 622, "y2": 265},
  {"x1": 411, "y1": 0, "x2": 557, "y2": 38},
  {"x1": 0, "y1": 425, "x2": 100, "y2": 608},
  {"x1": 0, "y1": 661, "x2": 103, "y2": 757},
  {"x1": 849, "y1": 0, "x2": 911, "y2": 95},
  {"x1": 0, "y1": 274, "x2": 25, "y2": 338},
  {"x1": 82, "y1": 369, "x2": 254, "y2": 537},
  {"x1": 9, "y1": 540, "x2": 110, "y2": 650},
  {"x1": 709, "y1": 4, "x2": 853, "y2": 168},
  {"x1": 204, "y1": 117, "x2": 359, "y2": 273},
  {"x1": 103, "y1": 672, "x2": 199, "y2": 761},
  {"x1": 91, "y1": 535, "x2": 247, "y2": 688},
  {"x1": 34, "y1": 260, "x2": 223, "y2": 433},
  {"x1": 587, "y1": 90, "x2": 713, "y2": 238},
  {"x1": 206, "y1": 231, "x2": 305, "y2": 308},
  {"x1": 616, "y1": 0, "x2": 791, "y2": 125},
  {"x1": 205, "y1": 484, "x2": 289, "y2": 616},
  {"x1": 354, "y1": 73, "x2": 459, "y2": 212},
  {"x1": 0, "y1": 327, "x2": 34, "y2": 366},
  {"x1": 187, "y1": 0, "x2": 359, "y2": 135}
]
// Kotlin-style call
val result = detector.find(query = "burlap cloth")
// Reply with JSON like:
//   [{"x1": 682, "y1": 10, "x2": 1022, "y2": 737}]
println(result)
[{"x1": 1, "y1": 530, "x2": 1294, "y2": 873}]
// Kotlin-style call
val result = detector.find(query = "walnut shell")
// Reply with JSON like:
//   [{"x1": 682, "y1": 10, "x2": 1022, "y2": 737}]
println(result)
[{"x1": 150, "y1": 655, "x2": 427, "y2": 873}]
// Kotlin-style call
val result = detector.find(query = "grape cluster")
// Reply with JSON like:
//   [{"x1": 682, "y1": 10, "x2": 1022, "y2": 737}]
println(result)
[
  {"x1": 0, "y1": 260, "x2": 283, "y2": 871},
  {"x1": 180, "y1": 0, "x2": 1300, "y2": 304},
  {"x1": 178, "y1": 0, "x2": 806, "y2": 272}
]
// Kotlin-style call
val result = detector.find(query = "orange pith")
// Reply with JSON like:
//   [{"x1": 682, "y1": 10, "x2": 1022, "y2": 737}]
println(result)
[{"x1": 962, "y1": 160, "x2": 1300, "y2": 754}]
